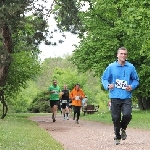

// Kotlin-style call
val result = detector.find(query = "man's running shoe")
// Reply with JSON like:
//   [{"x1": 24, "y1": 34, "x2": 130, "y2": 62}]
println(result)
[
  {"x1": 63, "y1": 117, "x2": 66, "y2": 121},
  {"x1": 53, "y1": 118, "x2": 56, "y2": 122},
  {"x1": 67, "y1": 117, "x2": 69, "y2": 120},
  {"x1": 114, "y1": 137, "x2": 120, "y2": 145},
  {"x1": 121, "y1": 129, "x2": 127, "y2": 140},
  {"x1": 76, "y1": 120, "x2": 79, "y2": 124},
  {"x1": 73, "y1": 116, "x2": 75, "y2": 120}
]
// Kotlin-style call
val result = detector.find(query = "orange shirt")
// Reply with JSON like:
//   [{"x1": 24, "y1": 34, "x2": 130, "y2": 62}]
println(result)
[{"x1": 69, "y1": 88, "x2": 85, "y2": 106}]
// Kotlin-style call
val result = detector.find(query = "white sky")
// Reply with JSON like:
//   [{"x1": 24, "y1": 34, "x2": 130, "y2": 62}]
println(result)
[
  {"x1": 39, "y1": 32, "x2": 80, "y2": 61},
  {"x1": 38, "y1": 1, "x2": 80, "y2": 61}
]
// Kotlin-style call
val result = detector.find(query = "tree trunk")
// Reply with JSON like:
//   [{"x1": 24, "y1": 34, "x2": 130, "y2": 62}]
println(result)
[
  {"x1": 137, "y1": 95, "x2": 150, "y2": 110},
  {"x1": 145, "y1": 97, "x2": 150, "y2": 110},
  {"x1": 137, "y1": 95, "x2": 144, "y2": 110},
  {"x1": 0, "y1": 24, "x2": 13, "y2": 118},
  {"x1": 142, "y1": 97, "x2": 147, "y2": 110}
]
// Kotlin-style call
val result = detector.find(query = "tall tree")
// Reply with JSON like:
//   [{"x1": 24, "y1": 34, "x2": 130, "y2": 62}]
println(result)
[
  {"x1": 0, "y1": 0, "x2": 51, "y2": 118},
  {"x1": 53, "y1": 0, "x2": 150, "y2": 110}
]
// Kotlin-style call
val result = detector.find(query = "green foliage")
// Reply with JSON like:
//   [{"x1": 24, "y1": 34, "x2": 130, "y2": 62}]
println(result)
[
  {"x1": 96, "y1": 91, "x2": 110, "y2": 110},
  {"x1": 54, "y1": 0, "x2": 150, "y2": 107},
  {"x1": 37, "y1": 57, "x2": 89, "y2": 90},
  {"x1": 53, "y1": 0, "x2": 83, "y2": 33},
  {"x1": 9, "y1": 80, "x2": 40, "y2": 113},
  {"x1": 0, "y1": 1, "x2": 50, "y2": 57},
  {"x1": 5, "y1": 51, "x2": 41, "y2": 98},
  {"x1": 0, "y1": 0, "x2": 53, "y2": 93},
  {"x1": 27, "y1": 57, "x2": 109, "y2": 113},
  {"x1": 13, "y1": 15, "x2": 48, "y2": 52},
  {"x1": 52, "y1": 67, "x2": 88, "y2": 89},
  {"x1": 28, "y1": 92, "x2": 50, "y2": 113},
  {"x1": 0, "y1": 0, "x2": 53, "y2": 119}
]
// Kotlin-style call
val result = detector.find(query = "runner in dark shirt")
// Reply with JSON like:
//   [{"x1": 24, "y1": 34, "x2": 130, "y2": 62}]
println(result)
[{"x1": 61, "y1": 84, "x2": 70, "y2": 120}]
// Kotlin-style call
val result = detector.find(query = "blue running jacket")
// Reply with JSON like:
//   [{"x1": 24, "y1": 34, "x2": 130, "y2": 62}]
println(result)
[{"x1": 101, "y1": 61, "x2": 139, "y2": 99}]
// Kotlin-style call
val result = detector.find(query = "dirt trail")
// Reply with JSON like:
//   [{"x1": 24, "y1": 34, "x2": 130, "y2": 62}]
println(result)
[{"x1": 29, "y1": 114, "x2": 150, "y2": 150}]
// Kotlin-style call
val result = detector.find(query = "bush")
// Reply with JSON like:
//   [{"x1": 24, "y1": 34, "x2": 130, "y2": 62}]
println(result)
[{"x1": 28, "y1": 92, "x2": 50, "y2": 113}]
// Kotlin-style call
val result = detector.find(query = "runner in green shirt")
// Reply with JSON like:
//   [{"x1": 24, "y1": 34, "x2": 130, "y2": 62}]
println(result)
[{"x1": 47, "y1": 79, "x2": 61, "y2": 122}]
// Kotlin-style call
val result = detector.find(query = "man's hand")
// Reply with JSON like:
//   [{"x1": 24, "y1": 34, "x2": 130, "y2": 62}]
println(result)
[
  {"x1": 46, "y1": 91, "x2": 56, "y2": 94},
  {"x1": 108, "y1": 84, "x2": 114, "y2": 89},
  {"x1": 46, "y1": 91, "x2": 50, "y2": 94},
  {"x1": 60, "y1": 92, "x2": 64, "y2": 95},
  {"x1": 126, "y1": 85, "x2": 132, "y2": 91}
]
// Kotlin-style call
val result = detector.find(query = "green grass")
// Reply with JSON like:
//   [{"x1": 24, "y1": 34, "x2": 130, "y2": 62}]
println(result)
[
  {"x1": 80, "y1": 109, "x2": 150, "y2": 131},
  {"x1": 1, "y1": 110, "x2": 150, "y2": 150},
  {"x1": 0, "y1": 113, "x2": 64, "y2": 150}
]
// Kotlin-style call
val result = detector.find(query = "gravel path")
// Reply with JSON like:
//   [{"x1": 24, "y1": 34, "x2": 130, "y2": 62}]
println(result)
[{"x1": 29, "y1": 114, "x2": 150, "y2": 150}]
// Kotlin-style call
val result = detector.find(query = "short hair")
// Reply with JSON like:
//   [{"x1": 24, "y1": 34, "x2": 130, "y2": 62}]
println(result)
[
  {"x1": 117, "y1": 47, "x2": 127, "y2": 53},
  {"x1": 53, "y1": 79, "x2": 57, "y2": 83}
]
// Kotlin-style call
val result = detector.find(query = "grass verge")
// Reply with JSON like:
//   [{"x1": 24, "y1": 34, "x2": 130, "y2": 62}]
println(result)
[
  {"x1": 0, "y1": 113, "x2": 64, "y2": 150},
  {"x1": 1, "y1": 109, "x2": 150, "y2": 150},
  {"x1": 80, "y1": 109, "x2": 150, "y2": 131}
]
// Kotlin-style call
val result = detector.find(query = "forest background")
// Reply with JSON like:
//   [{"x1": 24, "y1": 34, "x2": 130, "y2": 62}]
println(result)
[{"x1": 1, "y1": 0, "x2": 150, "y2": 116}]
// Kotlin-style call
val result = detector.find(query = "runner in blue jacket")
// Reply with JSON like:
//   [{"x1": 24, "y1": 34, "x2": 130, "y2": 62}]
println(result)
[{"x1": 101, "y1": 47, "x2": 139, "y2": 145}]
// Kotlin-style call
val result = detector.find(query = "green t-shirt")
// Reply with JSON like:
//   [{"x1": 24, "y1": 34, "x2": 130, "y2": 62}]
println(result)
[{"x1": 48, "y1": 85, "x2": 61, "y2": 100}]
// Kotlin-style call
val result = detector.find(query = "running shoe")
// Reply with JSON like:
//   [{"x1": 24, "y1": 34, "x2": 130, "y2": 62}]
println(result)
[
  {"x1": 76, "y1": 120, "x2": 79, "y2": 124},
  {"x1": 121, "y1": 129, "x2": 127, "y2": 140},
  {"x1": 67, "y1": 117, "x2": 69, "y2": 120},
  {"x1": 73, "y1": 116, "x2": 75, "y2": 120},
  {"x1": 114, "y1": 137, "x2": 120, "y2": 145}
]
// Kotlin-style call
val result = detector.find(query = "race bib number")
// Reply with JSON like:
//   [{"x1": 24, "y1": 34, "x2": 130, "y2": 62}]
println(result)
[
  {"x1": 62, "y1": 100, "x2": 67, "y2": 103},
  {"x1": 115, "y1": 79, "x2": 127, "y2": 89},
  {"x1": 75, "y1": 96, "x2": 80, "y2": 100},
  {"x1": 54, "y1": 90, "x2": 58, "y2": 94}
]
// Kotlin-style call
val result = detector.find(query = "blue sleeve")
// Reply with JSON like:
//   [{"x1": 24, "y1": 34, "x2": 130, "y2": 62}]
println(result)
[
  {"x1": 130, "y1": 66, "x2": 139, "y2": 90},
  {"x1": 101, "y1": 66, "x2": 111, "y2": 90}
]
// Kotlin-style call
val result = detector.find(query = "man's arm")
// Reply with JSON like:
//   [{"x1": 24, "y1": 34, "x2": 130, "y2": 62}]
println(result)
[
  {"x1": 46, "y1": 86, "x2": 55, "y2": 94},
  {"x1": 130, "y1": 66, "x2": 139, "y2": 90},
  {"x1": 101, "y1": 66, "x2": 111, "y2": 90}
]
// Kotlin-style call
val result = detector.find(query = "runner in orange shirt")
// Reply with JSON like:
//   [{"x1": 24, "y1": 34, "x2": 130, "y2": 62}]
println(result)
[{"x1": 69, "y1": 83, "x2": 85, "y2": 124}]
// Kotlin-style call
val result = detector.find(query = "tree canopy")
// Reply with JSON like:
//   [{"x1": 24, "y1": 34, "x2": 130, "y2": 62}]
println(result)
[
  {"x1": 53, "y1": 0, "x2": 150, "y2": 110},
  {"x1": 1, "y1": 0, "x2": 150, "y2": 115},
  {"x1": 0, "y1": 0, "x2": 54, "y2": 117}
]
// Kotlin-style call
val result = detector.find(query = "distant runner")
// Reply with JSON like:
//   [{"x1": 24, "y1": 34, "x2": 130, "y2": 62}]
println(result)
[
  {"x1": 60, "y1": 84, "x2": 70, "y2": 120},
  {"x1": 47, "y1": 79, "x2": 61, "y2": 122}
]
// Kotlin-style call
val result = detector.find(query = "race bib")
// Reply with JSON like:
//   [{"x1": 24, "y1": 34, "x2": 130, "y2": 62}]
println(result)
[
  {"x1": 75, "y1": 96, "x2": 80, "y2": 100},
  {"x1": 54, "y1": 90, "x2": 58, "y2": 94},
  {"x1": 62, "y1": 100, "x2": 67, "y2": 103},
  {"x1": 115, "y1": 79, "x2": 127, "y2": 89}
]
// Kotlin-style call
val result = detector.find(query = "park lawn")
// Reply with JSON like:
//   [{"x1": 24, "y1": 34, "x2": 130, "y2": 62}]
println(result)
[
  {"x1": 80, "y1": 109, "x2": 150, "y2": 131},
  {"x1": 1, "y1": 110, "x2": 149, "y2": 150},
  {"x1": 0, "y1": 113, "x2": 64, "y2": 150}
]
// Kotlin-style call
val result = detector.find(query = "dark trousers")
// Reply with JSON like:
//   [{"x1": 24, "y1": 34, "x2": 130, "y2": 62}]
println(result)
[
  {"x1": 73, "y1": 106, "x2": 81, "y2": 121},
  {"x1": 111, "y1": 98, "x2": 132, "y2": 139}
]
